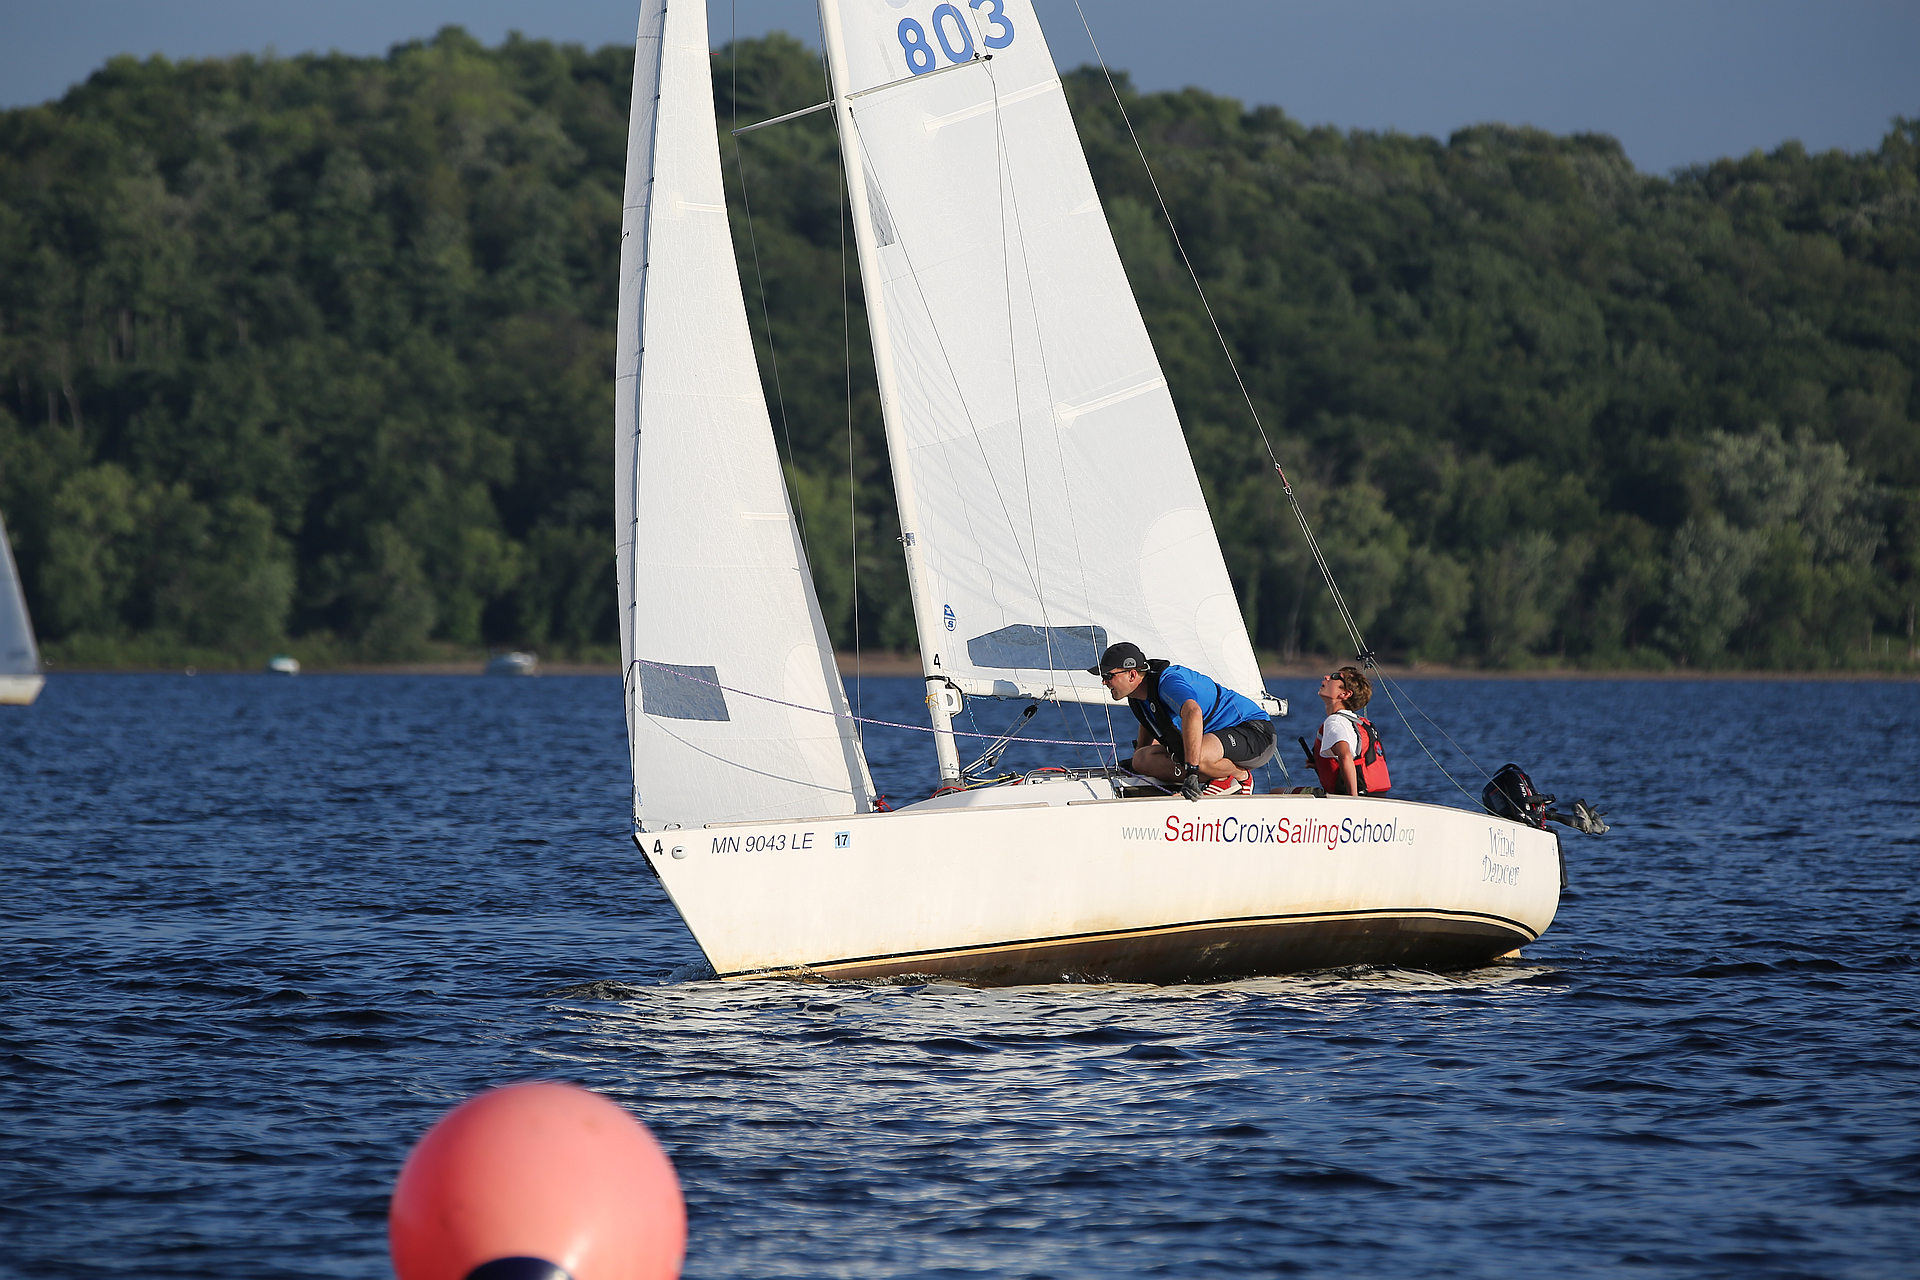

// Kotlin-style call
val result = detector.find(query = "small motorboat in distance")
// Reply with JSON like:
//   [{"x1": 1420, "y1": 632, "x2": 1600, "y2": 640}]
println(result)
[
  {"x1": 485, "y1": 651, "x2": 539, "y2": 677},
  {"x1": 265, "y1": 654, "x2": 301, "y2": 676}
]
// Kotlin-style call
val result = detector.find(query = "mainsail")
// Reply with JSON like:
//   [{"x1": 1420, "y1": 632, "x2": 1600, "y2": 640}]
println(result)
[
  {"x1": 819, "y1": 0, "x2": 1266, "y2": 709},
  {"x1": 616, "y1": 0, "x2": 873, "y2": 831}
]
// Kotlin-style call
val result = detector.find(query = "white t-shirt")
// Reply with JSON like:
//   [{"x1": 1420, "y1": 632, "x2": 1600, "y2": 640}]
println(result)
[{"x1": 1316, "y1": 711, "x2": 1359, "y2": 759}]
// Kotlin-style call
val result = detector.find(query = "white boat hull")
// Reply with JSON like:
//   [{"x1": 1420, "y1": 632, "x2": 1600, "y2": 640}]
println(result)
[
  {"x1": 0, "y1": 673, "x2": 44, "y2": 705},
  {"x1": 642, "y1": 779, "x2": 1562, "y2": 985}
]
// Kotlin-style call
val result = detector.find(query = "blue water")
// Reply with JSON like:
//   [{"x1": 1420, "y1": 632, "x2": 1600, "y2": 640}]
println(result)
[{"x1": 2, "y1": 673, "x2": 1917, "y2": 1278}]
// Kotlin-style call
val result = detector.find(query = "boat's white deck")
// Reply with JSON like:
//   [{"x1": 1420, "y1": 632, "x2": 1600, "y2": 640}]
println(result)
[{"x1": 897, "y1": 775, "x2": 1124, "y2": 812}]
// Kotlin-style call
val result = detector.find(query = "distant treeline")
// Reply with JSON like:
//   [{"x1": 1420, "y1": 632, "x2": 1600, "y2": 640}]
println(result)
[{"x1": 1, "y1": 29, "x2": 1915, "y2": 669}]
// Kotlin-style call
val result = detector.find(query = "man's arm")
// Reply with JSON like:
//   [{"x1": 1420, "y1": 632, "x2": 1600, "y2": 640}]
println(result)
[{"x1": 1180, "y1": 699, "x2": 1205, "y2": 764}]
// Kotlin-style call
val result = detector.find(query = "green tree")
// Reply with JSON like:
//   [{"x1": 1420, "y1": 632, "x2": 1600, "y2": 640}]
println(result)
[{"x1": 1, "y1": 36, "x2": 1915, "y2": 671}]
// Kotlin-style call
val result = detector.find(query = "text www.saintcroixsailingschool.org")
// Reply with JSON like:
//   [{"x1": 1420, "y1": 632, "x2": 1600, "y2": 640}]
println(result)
[{"x1": 1123, "y1": 815, "x2": 1416, "y2": 850}]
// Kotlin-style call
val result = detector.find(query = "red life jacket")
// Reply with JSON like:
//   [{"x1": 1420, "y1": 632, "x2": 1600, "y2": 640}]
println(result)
[{"x1": 1312, "y1": 711, "x2": 1391, "y2": 794}]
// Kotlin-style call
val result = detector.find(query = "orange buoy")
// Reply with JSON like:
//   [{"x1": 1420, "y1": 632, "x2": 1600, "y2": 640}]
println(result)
[{"x1": 389, "y1": 1081, "x2": 685, "y2": 1280}]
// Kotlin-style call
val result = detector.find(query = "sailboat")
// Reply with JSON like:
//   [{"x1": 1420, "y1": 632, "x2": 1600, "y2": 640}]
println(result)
[
  {"x1": 615, "y1": 0, "x2": 1563, "y2": 984},
  {"x1": 0, "y1": 512, "x2": 45, "y2": 706}
]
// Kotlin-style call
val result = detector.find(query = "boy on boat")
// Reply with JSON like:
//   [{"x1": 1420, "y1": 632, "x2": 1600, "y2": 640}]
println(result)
[
  {"x1": 1090, "y1": 642, "x2": 1276, "y2": 800},
  {"x1": 1309, "y1": 665, "x2": 1392, "y2": 796}
]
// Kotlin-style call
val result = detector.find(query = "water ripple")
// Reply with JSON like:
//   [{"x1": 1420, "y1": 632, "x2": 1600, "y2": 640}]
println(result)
[{"x1": 1, "y1": 675, "x2": 1918, "y2": 1277}]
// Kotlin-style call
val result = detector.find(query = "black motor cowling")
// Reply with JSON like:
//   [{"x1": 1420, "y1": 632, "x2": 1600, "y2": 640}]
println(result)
[
  {"x1": 1483, "y1": 763, "x2": 1609, "y2": 835},
  {"x1": 1482, "y1": 763, "x2": 1552, "y2": 829}
]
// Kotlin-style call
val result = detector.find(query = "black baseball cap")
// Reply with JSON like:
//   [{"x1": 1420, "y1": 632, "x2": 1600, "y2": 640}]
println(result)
[{"x1": 1088, "y1": 641, "x2": 1147, "y2": 676}]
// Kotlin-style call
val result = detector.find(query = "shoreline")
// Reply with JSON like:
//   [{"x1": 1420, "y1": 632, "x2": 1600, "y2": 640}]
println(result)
[{"x1": 34, "y1": 652, "x2": 1920, "y2": 681}]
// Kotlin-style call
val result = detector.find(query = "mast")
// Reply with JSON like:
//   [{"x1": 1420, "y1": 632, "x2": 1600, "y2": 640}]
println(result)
[{"x1": 817, "y1": 0, "x2": 964, "y2": 783}]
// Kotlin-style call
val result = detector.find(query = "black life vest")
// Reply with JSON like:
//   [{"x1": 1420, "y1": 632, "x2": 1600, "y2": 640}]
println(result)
[
  {"x1": 1312, "y1": 711, "x2": 1391, "y2": 794},
  {"x1": 1126, "y1": 663, "x2": 1183, "y2": 758}
]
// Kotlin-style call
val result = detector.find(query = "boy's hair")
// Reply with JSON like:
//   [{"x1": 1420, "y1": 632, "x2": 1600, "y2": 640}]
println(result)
[{"x1": 1336, "y1": 665, "x2": 1371, "y2": 710}]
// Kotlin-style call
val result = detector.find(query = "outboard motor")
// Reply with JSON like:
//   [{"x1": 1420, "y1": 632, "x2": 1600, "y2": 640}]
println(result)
[
  {"x1": 1483, "y1": 764, "x2": 1551, "y2": 829},
  {"x1": 1482, "y1": 763, "x2": 1608, "y2": 835}
]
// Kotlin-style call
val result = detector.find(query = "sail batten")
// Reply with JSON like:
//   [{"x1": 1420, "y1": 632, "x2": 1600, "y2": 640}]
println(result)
[{"x1": 616, "y1": 0, "x2": 873, "y2": 831}]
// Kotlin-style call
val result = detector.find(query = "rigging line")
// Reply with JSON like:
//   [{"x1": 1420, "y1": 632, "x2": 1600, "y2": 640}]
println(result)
[
  {"x1": 968, "y1": 13, "x2": 1052, "y2": 673},
  {"x1": 729, "y1": 99, "x2": 833, "y2": 135},
  {"x1": 1067, "y1": 0, "x2": 1371, "y2": 664},
  {"x1": 1066, "y1": 0, "x2": 1276, "y2": 465},
  {"x1": 847, "y1": 50, "x2": 991, "y2": 100},
  {"x1": 623, "y1": 20, "x2": 671, "y2": 827},
  {"x1": 813, "y1": 23, "x2": 1014, "y2": 682},
  {"x1": 1277, "y1": 467, "x2": 1367, "y2": 656},
  {"x1": 985, "y1": 59, "x2": 1050, "y2": 665},
  {"x1": 1373, "y1": 668, "x2": 1495, "y2": 786},
  {"x1": 646, "y1": 710, "x2": 877, "y2": 797},
  {"x1": 1366, "y1": 674, "x2": 1486, "y2": 808},
  {"x1": 798, "y1": 14, "x2": 874, "y2": 795},
  {"x1": 981, "y1": 56, "x2": 1082, "y2": 736},
  {"x1": 627, "y1": 658, "x2": 1129, "y2": 750},
  {"x1": 847, "y1": 127, "x2": 1010, "y2": 638},
  {"x1": 982, "y1": 56, "x2": 1110, "y2": 751},
  {"x1": 1060, "y1": 701, "x2": 1123, "y2": 768},
  {"x1": 840, "y1": 154, "x2": 867, "y2": 749},
  {"x1": 967, "y1": 42, "x2": 1121, "y2": 752},
  {"x1": 847, "y1": 115, "x2": 1051, "y2": 616},
  {"x1": 806, "y1": 9, "x2": 867, "y2": 748},
  {"x1": 730, "y1": 3, "x2": 811, "y2": 557}
]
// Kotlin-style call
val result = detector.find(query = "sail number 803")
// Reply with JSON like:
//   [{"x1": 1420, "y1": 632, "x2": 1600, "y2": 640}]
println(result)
[{"x1": 899, "y1": 0, "x2": 1015, "y2": 75}]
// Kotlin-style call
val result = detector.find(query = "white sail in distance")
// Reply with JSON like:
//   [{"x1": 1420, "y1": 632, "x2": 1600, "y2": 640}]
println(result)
[
  {"x1": 615, "y1": 0, "x2": 874, "y2": 830},
  {"x1": 820, "y1": 0, "x2": 1266, "y2": 706},
  {"x1": 0, "y1": 512, "x2": 40, "y2": 677}
]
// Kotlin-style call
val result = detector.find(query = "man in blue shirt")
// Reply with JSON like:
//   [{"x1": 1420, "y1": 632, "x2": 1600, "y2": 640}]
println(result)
[{"x1": 1089, "y1": 642, "x2": 1275, "y2": 800}]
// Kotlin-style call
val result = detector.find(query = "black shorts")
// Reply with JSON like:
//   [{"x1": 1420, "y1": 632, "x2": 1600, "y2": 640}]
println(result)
[{"x1": 1215, "y1": 718, "x2": 1276, "y2": 768}]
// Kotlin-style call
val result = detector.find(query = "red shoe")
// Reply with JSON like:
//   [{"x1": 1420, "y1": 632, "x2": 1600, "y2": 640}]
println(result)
[{"x1": 1203, "y1": 774, "x2": 1243, "y2": 797}]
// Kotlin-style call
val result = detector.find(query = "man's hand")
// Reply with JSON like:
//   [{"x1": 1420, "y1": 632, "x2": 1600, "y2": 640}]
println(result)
[{"x1": 1180, "y1": 766, "x2": 1207, "y2": 801}]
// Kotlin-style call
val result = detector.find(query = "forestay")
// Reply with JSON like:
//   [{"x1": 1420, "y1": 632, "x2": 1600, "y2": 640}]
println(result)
[
  {"x1": 822, "y1": 0, "x2": 1265, "y2": 705},
  {"x1": 616, "y1": 0, "x2": 873, "y2": 830}
]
